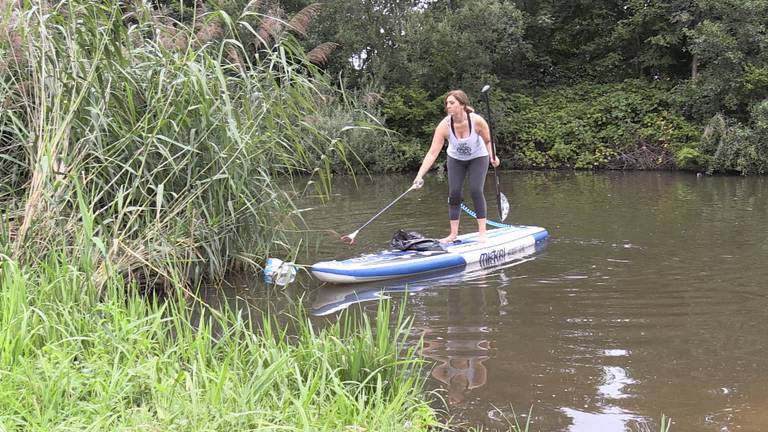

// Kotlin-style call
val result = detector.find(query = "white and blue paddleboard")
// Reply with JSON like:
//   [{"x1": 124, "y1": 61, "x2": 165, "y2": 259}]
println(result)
[
  {"x1": 311, "y1": 239, "x2": 546, "y2": 315},
  {"x1": 311, "y1": 225, "x2": 548, "y2": 284}
]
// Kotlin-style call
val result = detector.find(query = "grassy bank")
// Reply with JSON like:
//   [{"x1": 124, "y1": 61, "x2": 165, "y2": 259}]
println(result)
[
  {"x1": 0, "y1": 256, "x2": 439, "y2": 430},
  {"x1": 1, "y1": 1, "x2": 441, "y2": 430},
  {"x1": 357, "y1": 82, "x2": 705, "y2": 173}
]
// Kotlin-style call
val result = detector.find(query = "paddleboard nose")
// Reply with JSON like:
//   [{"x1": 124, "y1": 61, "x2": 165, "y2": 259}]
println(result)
[{"x1": 264, "y1": 258, "x2": 297, "y2": 285}]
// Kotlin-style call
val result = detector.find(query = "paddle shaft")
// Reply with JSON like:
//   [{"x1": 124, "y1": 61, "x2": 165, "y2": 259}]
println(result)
[
  {"x1": 347, "y1": 186, "x2": 414, "y2": 237},
  {"x1": 482, "y1": 87, "x2": 504, "y2": 221}
]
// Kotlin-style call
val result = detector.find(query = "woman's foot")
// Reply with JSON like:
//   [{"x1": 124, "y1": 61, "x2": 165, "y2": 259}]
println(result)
[
  {"x1": 440, "y1": 235, "x2": 457, "y2": 244},
  {"x1": 476, "y1": 219, "x2": 488, "y2": 244}
]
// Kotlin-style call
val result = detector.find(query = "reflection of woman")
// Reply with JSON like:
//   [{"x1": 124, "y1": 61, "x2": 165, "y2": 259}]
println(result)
[
  {"x1": 422, "y1": 332, "x2": 490, "y2": 405},
  {"x1": 431, "y1": 355, "x2": 489, "y2": 404},
  {"x1": 412, "y1": 90, "x2": 500, "y2": 243}
]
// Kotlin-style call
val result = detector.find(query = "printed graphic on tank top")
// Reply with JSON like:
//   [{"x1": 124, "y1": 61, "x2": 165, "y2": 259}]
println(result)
[{"x1": 447, "y1": 112, "x2": 488, "y2": 161}]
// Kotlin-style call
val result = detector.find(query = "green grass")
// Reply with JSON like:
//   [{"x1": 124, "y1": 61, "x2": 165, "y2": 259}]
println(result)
[{"x1": 0, "y1": 256, "x2": 440, "y2": 431}]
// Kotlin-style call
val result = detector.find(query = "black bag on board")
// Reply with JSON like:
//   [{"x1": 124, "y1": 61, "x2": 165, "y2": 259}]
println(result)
[{"x1": 390, "y1": 230, "x2": 445, "y2": 252}]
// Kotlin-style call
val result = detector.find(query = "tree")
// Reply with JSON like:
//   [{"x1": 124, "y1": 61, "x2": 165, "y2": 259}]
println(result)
[
  {"x1": 307, "y1": 0, "x2": 527, "y2": 95},
  {"x1": 674, "y1": 0, "x2": 768, "y2": 120},
  {"x1": 397, "y1": 0, "x2": 528, "y2": 94},
  {"x1": 306, "y1": 0, "x2": 420, "y2": 86}
]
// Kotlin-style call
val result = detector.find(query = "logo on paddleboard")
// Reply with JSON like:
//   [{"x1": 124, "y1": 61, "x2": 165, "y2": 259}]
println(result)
[{"x1": 479, "y1": 248, "x2": 506, "y2": 269}]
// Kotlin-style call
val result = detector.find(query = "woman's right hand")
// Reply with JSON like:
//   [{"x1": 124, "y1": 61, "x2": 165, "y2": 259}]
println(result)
[{"x1": 413, "y1": 177, "x2": 424, "y2": 189}]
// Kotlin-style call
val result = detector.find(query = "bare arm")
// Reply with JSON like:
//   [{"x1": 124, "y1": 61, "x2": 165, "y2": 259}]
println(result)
[{"x1": 413, "y1": 120, "x2": 448, "y2": 187}]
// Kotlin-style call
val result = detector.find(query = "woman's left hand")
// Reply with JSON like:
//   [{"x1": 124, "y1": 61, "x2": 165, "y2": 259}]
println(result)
[{"x1": 491, "y1": 156, "x2": 500, "y2": 167}]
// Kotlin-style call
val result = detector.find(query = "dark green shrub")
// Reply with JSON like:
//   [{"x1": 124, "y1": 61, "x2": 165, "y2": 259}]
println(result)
[
  {"x1": 499, "y1": 80, "x2": 701, "y2": 169},
  {"x1": 380, "y1": 86, "x2": 442, "y2": 142},
  {"x1": 309, "y1": 87, "x2": 427, "y2": 174},
  {"x1": 698, "y1": 102, "x2": 768, "y2": 174}
]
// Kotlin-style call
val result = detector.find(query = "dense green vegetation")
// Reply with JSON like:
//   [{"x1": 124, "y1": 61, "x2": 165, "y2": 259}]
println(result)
[
  {"x1": 299, "y1": 0, "x2": 768, "y2": 174},
  {"x1": 0, "y1": 0, "x2": 373, "y2": 282}
]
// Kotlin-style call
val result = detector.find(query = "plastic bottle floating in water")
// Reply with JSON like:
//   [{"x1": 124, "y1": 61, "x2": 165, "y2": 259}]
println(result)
[{"x1": 263, "y1": 258, "x2": 297, "y2": 285}]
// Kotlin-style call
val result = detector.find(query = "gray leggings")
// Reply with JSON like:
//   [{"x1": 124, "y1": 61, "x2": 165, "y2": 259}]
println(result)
[{"x1": 447, "y1": 155, "x2": 489, "y2": 220}]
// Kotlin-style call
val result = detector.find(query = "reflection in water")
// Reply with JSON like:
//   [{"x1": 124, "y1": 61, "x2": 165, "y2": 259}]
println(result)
[
  {"x1": 309, "y1": 241, "x2": 546, "y2": 410},
  {"x1": 562, "y1": 406, "x2": 639, "y2": 432},
  {"x1": 421, "y1": 328, "x2": 489, "y2": 405},
  {"x1": 598, "y1": 366, "x2": 635, "y2": 399},
  {"x1": 291, "y1": 172, "x2": 768, "y2": 432},
  {"x1": 561, "y1": 362, "x2": 642, "y2": 431},
  {"x1": 556, "y1": 314, "x2": 643, "y2": 431}
]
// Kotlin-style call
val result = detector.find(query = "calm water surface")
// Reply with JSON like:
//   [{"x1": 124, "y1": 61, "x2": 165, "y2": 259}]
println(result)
[{"x1": 227, "y1": 171, "x2": 768, "y2": 432}]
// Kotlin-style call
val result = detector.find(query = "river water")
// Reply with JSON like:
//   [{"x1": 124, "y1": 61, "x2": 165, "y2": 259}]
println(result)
[{"x1": 226, "y1": 171, "x2": 768, "y2": 432}]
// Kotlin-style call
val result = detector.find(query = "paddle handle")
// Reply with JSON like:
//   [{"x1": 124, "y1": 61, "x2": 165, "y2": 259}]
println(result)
[
  {"x1": 482, "y1": 87, "x2": 503, "y2": 221},
  {"x1": 482, "y1": 87, "x2": 498, "y2": 164}
]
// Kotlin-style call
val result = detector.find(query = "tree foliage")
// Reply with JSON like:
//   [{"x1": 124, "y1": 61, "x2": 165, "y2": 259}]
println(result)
[
  {"x1": 301, "y1": 0, "x2": 768, "y2": 173},
  {"x1": 78, "y1": 0, "x2": 768, "y2": 174},
  {"x1": 498, "y1": 81, "x2": 701, "y2": 169}
]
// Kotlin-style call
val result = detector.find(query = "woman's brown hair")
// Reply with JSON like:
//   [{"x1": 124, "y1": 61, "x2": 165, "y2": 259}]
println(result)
[{"x1": 445, "y1": 89, "x2": 474, "y2": 113}]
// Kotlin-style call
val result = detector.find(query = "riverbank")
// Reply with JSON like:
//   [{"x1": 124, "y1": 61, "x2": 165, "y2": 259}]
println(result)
[
  {"x1": 0, "y1": 256, "x2": 443, "y2": 430},
  {"x1": 345, "y1": 81, "x2": 768, "y2": 176}
]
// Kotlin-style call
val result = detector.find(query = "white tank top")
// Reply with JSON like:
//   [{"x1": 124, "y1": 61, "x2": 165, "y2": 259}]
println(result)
[{"x1": 446, "y1": 112, "x2": 488, "y2": 161}]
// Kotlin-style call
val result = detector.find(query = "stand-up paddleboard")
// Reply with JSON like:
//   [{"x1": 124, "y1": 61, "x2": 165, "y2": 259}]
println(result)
[
  {"x1": 311, "y1": 224, "x2": 548, "y2": 284},
  {"x1": 311, "y1": 240, "x2": 546, "y2": 316}
]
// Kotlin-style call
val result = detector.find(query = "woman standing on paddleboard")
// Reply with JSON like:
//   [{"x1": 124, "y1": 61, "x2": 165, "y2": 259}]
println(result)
[{"x1": 413, "y1": 89, "x2": 500, "y2": 243}]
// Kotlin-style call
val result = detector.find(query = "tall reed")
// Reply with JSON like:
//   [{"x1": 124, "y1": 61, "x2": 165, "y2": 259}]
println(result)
[{"x1": 0, "y1": 0, "x2": 354, "y2": 288}]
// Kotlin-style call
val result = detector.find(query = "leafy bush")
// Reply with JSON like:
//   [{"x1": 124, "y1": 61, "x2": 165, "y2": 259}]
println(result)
[
  {"x1": 381, "y1": 86, "x2": 441, "y2": 142},
  {"x1": 697, "y1": 102, "x2": 768, "y2": 174},
  {"x1": 307, "y1": 86, "x2": 428, "y2": 174},
  {"x1": 498, "y1": 80, "x2": 701, "y2": 169},
  {"x1": 334, "y1": 80, "x2": 708, "y2": 173},
  {"x1": 320, "y1": 85, "x2": 447, "y2": 174}
]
